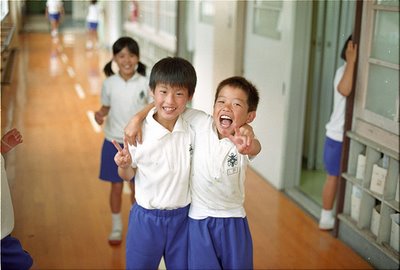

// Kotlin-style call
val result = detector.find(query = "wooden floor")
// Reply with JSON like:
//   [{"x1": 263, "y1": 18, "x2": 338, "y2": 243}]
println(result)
[{"x1": 1, "y1": 32, "x2": 373, "y2": 269}]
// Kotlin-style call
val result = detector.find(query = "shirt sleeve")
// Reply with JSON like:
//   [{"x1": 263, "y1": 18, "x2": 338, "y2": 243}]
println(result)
[
  {"x1": 182, "y1": 108, "x2": 210, "y2": 129},
  {"x1": 101, "y1": 79, "x2": 111, "y2": 106},
  {"x1": 128, "y1": 144, "x2": 138, "y2": 168}
]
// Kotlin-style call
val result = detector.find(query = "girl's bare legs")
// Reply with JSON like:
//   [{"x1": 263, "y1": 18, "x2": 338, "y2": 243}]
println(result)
[
  {"x1": 322, "y1": 175, "x2": 338, "y2": 210},
  {"x1": 319, "y1": 174, "x2": 338, "y2": 230},
  {"x1": 86, "y1": 29, "x2": 98, "y2": 49},
  {"x1": 109, "y1": 182, "x2": 123, "y2": 245},
  {"x1": 50, "y1": 20, "x2": 59, "y2": 37}
]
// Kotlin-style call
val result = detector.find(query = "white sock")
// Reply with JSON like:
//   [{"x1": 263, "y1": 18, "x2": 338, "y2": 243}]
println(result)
[
  {"x1": 112, "y1": 213, "x2": 122, "y2": 231},
  {"x1": 320, "y1": 209, "x2": 333, "y2": 221}
]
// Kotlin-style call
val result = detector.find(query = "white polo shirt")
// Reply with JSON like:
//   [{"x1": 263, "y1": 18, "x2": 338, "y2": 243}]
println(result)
[
  {"x1": 183, "y1": 108, "x2": 250, "y2": 219},
  {"x1": 326, "y1": 64, "x2": 346, "y2": 142},
  {"x1": 86, "y1": 3, "x2": 101, "y2": 23},
  {"x1": 46, "y1": 0, "x2": 63, "y2": 14},
  {"x1": 1, "y1": 155, "x2": 14, "y2": 239},
  {"x1": 101, "y1": 73, "x2": 150, "y2": 143},
  {"x1": 128, "y1": 108, "x2": 194, "y2": 210}
]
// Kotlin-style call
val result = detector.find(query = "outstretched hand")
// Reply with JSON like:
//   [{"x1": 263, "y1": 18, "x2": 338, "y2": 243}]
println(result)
[
  {"x1": 1, "y1": 128, "x2": 23, "y2": 154},
  {"x1": 226, "y1": 127, "x2": 255, "y2": 155},
  {"x1": 112, "y1": 138, "x2": 132, "y2": 169}
]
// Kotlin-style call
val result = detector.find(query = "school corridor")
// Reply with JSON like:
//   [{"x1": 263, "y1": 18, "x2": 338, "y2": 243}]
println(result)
[{"x1": 1, "y1": 30, "x2": 373, "y2": 269}]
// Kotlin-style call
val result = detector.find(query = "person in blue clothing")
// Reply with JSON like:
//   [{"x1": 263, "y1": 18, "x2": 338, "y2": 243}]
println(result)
[
  {"x1": 319, "y1": 35, "x2": 357, "y2": 230},
  {"x1": 94, "y1": 36, "x2": 151, "y2": 245},
  {"x1": 113, "y1": 57, "x2": 197, "y2": 269},
  {"x1": 124, "y1": 76, "x2": 261, "y2": 269},
  {"x1": 1, "y1": 128, "x2": 33, "y2": 270},
  {"x1": 45, "y1": 0, "x2": 64, "y2": 37},
  {"x1": 86, "y1": 0, "x2": 102, "y2": 49}
]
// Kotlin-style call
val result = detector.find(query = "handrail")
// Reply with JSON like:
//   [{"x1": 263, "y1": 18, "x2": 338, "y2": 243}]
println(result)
[{"x1": 1, "y1": 25, "x2": 15, "y2": 53}]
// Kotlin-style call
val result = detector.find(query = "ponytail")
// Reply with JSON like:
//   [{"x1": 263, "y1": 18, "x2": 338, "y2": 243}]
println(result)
[
  {"x1": 103, "y1": 60, "x2": 114, "y2": 77},
  {"x1": 137, "y1": 61, "x2": 146, "y2": 77}
]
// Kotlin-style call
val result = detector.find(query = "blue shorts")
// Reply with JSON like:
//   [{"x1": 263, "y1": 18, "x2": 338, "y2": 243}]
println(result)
[
  {"x1": 88, "y1": 22, "x2": 98, "y2": 30},
  {"x1": 99, "y1": 139, "x2": 134, "y2": 183},
  {"x1": 323, "y1": 136, "x2": 343, "y2": 176},
  {"x1": 1, "y1": 235, "x2": 33, "y2": 270},
  {"x1": 48, "y1": 13, "x2": 60, "y2": 22},
  {"x1": 188, "y1": 217, "x2": 253, "y2": 270},
  {"x1": 126, "y1": 203, "x2": 189, "y2": 270}
]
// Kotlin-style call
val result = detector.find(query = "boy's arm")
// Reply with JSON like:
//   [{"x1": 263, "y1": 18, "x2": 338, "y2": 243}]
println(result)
[
  {"x1": 94, "y1": 105, "x2": 110, "y2": 125},
  {"x1": 338, "y1": 41, "x2": 357, "y2": 97},
  {"x1": 228, "y1": 126, "x2": 261, "y2": 157},
  {"x1": 124, "y1": 102, "x2": 154, "y2": 145}
]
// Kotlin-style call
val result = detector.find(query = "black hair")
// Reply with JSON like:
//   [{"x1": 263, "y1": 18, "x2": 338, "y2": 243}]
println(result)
[
  {"x1": 149, "y1": 57, "x2": 197, "y2": 97},
  {"x1": 103, "y1": 36, "x2": 146, "y2": 77},
  {"x1": 90, "y1": 0, "x2": 97, "y2": 4},
  {"x1": 340, "y1": 35, "x2": 352, "y2": 61},
  {"x1": 214, "y1": 76, "x2": 260, "y2": 112}
]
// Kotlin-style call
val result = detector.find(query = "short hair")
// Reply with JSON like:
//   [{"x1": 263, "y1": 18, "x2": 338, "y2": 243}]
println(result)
[
  {"x1": 214, "y1": 76, "x2": 260, "y2": 112},
  {"x1": 149, "y1": 57, "x2": 197, "y2": 97},
  {"x1": 340, "y1": 35, "x2": 352, "y2": 61}
]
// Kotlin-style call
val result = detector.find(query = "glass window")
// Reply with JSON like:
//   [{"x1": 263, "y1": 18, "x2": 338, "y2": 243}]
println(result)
[
  {"x1": 370, "y1": 10, "x2": 399, "y2": 65},
  {"x1": 159, "y1": 1, "x2": 177, "y2": 35},
  {"x1": 252, "y1": 0, "x2": 283, "y2": 40},
  {"x1": 365, "y1": 64, "x2": 399, "y2": 121},
  {"x1": 199, "y1": 0, "x2": 214, "y2": 25},
  {"x1": 1, "y1": 0, "x2": 8, "y2": 21},
  {"x1": 376, "y1": 0, "x2": 399, "y2": 7},
  {"x1": 358, "y1": 1, "x2": 399, "y2": 132}
]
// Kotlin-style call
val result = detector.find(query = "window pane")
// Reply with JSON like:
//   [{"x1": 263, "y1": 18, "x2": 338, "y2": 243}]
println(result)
[
  {"x1": 159, "y1": 1, "x2": 176, "y2": 35},
  {"x1": 199, "y1": 0, "x2": 214, "y2": 25},
  {"x1": 370, "y1": 10, "x2": 399, "y2": 65},
  {"x1": 365, "y1": 64, "x2": 399, "y2": 121},
  {"x1": 139, "y1": 1, "x2": 156, "y2": 28},
  {"x1": 253, "y1": 8, "x2": 281, "y2": 39},
  {"x1": 376, "y1": 0, "x2": 399, "y2": 7}
]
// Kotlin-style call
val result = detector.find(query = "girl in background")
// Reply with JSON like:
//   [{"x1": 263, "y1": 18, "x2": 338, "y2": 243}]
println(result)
[
  {"x1": 45, "y1": 0, "x2": 64, "y2": 38},
  {"x1": 86, "y1": 0, "x2": 101, "y2": 49},
  {"x1": 94, "y1": 37, "x2": 150, "y2": 245},
  {"x1": 319, "y1": 35, "x2": 357, "y2": 230}
]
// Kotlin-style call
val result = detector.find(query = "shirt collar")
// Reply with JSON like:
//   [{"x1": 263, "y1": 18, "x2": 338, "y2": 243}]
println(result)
[
  {"x1": 146, "y1": 108, "x2": 188, "y2": 140},
  {"x1": 117, "y1": 72, "x2": 140, "y2": 82}
]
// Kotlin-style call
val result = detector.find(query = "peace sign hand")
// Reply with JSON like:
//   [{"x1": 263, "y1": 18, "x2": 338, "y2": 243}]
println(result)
[
  {"x1": 112, "y1": 137, "x2": 132, "y2": 169},
  {"x1": 227, "y1": 127, "x2": 254, "y2": 155}
]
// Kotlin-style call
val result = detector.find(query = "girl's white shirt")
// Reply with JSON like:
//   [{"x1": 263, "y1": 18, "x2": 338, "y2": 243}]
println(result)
[
  {"x1": 101, "y1": 72, "x2": 150, "y2": 143},
  {"x1": 46, "y1": 0, "x2": 63, "y2": 14},
  {"x1": 86, "y1": 3, "x2": 101, "y2": 23},
  {"x1": 325, "y1": 64, "x2": 346, "y2": 142}
]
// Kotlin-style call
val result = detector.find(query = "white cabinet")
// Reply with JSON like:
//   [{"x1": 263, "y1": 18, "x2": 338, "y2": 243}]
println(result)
[{"x1": 338, "y1": 131, "x2": 399, "y2": 265}]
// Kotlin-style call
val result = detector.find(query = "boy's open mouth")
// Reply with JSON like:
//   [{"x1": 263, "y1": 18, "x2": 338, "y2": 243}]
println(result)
[{"x1": 220, "y1": 115, "x2": 233, "y2": 128}]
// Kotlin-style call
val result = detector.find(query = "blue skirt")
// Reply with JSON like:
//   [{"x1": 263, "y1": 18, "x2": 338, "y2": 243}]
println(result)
[{"x1": 99, "y1": 139, "x2": 134, "y2": 183}]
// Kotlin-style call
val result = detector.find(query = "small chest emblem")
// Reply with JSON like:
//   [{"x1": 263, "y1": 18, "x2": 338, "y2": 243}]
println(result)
[{"x1": 227, "y1": 153, "x2": 238, "y2": 167}]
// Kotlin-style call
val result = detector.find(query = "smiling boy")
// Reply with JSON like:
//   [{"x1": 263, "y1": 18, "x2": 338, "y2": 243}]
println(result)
[{"x1": 113, "y1": 57, "x2": 196, "y2": 269}]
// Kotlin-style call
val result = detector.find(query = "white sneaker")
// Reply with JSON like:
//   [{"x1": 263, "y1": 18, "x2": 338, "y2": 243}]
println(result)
[
  {"x1": 108, "y1": 229, "x2": 122, "y2": 245},
  {"x1": 51, "y1": 30, "x2": 58, "y2": 38},
  {"x1": 86, "y1": 41, "x2": 93, "y2": 49},
  {"x1": 319, "y1": 215, "x2": 335, "y2": 230}
]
